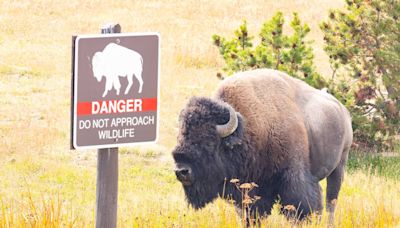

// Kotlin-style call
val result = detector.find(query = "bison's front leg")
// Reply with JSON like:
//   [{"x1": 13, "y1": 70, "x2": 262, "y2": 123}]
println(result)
[
  {"x1": 235, "y1": 200, "x2": 273, "y2": 226},
  {"x1": 278, "y1": 170, "x2": 323, "y2": 220},
  {"x1": 250, "y1": 189, "x2": 275, "y2": 217},
  {"x1": 103, "y1": 78, "x2": 113, "y2": 97},
  {"x1": 234, "y1": 186, "x2": 275, "y2": 225},
  {"x1": 112, "y1": 77, "x2": 121, "y2": 95}
]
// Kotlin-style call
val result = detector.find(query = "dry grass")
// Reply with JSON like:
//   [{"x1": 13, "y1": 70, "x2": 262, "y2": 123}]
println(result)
[
  {"x1": 0, "y1": 0, "x2": 399, "y2": 227},
  {"x1": 1, "y1": 156, "x2": 399, "y2": 227}
]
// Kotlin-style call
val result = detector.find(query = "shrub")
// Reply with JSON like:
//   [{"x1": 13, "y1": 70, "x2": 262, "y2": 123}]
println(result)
[
  {"x1": 212, "y1": 12, "x2": 327, "y2": 89},
  {"x1": 321, "y1": 0, "x2": 400, "y2": 150}
]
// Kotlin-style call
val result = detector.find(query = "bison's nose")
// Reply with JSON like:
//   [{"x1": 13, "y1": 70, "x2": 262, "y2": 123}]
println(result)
[{"x1": 175, "y1": 167, "x2": 192, "y2": 185}]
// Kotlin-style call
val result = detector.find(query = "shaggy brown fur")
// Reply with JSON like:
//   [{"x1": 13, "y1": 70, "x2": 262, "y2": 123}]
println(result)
[{"x1": 215, "y1": 70, "x2": 310, "y2": 175}]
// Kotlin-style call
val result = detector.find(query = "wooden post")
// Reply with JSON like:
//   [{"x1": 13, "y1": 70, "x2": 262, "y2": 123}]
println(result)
[
  {"x1": 96, "y1": 147, "x2": 118, "y2": 228},
  {"x1": 96, "y1": 23, "x2": 121, "y2": 228}
]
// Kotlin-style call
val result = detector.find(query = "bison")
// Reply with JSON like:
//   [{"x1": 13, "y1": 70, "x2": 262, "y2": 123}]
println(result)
[
  {"x1": 172, "y1": 69, "x2": 353, "y2": 222},
  {"x1": 91, "y1": 43, "x2": 143, "y2": 97}
]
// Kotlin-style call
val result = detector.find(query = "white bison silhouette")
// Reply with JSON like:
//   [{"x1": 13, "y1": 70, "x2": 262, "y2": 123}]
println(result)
[{"x1": 91, "y1": 43, "x2": 143, "y2": 97}]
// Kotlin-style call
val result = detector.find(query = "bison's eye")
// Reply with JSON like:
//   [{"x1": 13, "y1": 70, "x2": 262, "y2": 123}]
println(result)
[{"x1": 203, "y1": 141, "x2": 215, "y2": 151}]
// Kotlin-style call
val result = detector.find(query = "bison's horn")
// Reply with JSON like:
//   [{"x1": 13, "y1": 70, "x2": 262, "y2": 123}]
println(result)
[{"x1": 216, "y1": 104, "x2": 238, "y2": 138}]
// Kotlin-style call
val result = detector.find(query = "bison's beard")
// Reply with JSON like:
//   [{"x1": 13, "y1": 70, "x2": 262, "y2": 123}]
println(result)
[{"x1": 182, "y1": 180, "x2": 224, "y2": 209}]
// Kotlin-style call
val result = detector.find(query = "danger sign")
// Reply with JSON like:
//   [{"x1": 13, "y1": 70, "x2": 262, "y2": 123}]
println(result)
[{"x1": 72, "y1": 33, "x2": 160, "y2": 149}]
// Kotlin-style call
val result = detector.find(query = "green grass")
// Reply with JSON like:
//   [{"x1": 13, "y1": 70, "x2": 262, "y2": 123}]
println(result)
[{"x1": 347, "y1": 151, "x2": 400, "y2": 180}]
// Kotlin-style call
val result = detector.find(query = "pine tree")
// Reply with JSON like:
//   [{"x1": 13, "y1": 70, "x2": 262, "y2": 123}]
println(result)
[
  {"x1": 212, "y1": 12, "x2": 326, "y2": 89},
  {"x1": 321, "y1": 0, "x2": 399, "y2": 150}
]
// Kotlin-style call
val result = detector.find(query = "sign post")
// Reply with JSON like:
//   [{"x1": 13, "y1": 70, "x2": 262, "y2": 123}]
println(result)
[
  {"x1": 71, "y1": 23, "x2": 160, "y2": 228},
  {"x1": 96, "y1": 146, "x2": 118, "y2": 228},
  {"x1": 96, "y1": 23, "x2": 120, "y2": 228}
]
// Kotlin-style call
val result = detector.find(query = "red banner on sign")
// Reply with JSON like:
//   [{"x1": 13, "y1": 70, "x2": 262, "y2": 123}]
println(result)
[{"x1": 77, "y1": 98, "x2": 157, "y2": 116}]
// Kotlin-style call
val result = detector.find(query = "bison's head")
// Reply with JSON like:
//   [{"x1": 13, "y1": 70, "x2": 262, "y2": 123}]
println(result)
[
  {"x1": 172, "y1": 97, "x2": 244, "y2": 209},
  {"x1": 91, "y1": 52, "x2": 105, "y2": 82}
]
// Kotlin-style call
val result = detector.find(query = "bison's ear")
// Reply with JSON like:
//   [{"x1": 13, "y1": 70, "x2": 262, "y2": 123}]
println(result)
[{"x1": 221, "y1": 113, "x2": 244, "y2": 149}]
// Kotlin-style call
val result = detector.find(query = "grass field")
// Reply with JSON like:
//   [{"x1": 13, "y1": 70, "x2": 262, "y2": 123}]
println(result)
[{"x1": 0, "y1": 0, "x2": 399, "y2": 227}]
